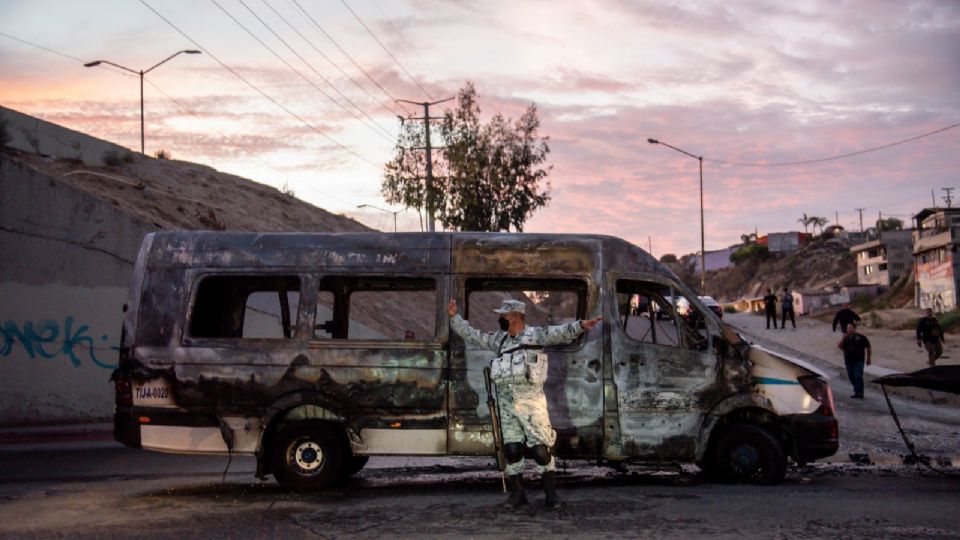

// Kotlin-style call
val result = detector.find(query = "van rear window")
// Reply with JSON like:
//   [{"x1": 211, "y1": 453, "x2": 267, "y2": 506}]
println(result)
[{"x1": 189, "y1": 275, "x2": 301, "y2": 339}]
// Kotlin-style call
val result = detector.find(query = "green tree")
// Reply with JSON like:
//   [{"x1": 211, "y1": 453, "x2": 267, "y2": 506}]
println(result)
[
  {"x1": 797, "y1": 213, "x2": 811, "y2": 233},
  {"x1": 877, "y1": 217, "x2": 903, "y2": 231},
  {"x1": 382, "y1": 82, "x2": 552, "y2": 232},
  {"x1": 659, "y1": 253, "x2": 678, "y2": 263}
]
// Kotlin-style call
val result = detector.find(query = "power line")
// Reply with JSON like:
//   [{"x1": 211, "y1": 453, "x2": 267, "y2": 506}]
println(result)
[
  {"x1": 368, "y1": 0, "x2": 433, "y2": 82},
  {"x1": 704, "y1": 122, "x2": 960, "y2": 167},
  {"x1": 259, "y1": 0, "x2": 407, "y2": 118},
  {"x1": 290, "y1": 0, "x2": 413, "y2": 116},
  {"x1": 140, "y1": 0, "x2": 379, "y2": 167},
  {"x1": 0, "y1": 31, "x2": 358, "y2": 206},
  {"x1": 237, "y1": 0, "x2": 396, "y2": 139},
  {"x1": 339, "y1": 0, "x2": 434, "y2": 101},
  {"x1": 212, "y1": 0, "x2": 393, "y2": 142}
]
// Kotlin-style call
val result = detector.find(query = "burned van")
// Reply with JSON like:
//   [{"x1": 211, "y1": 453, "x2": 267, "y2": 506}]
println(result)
[{"x1": 113, "y1": 231, "x2": 838, "y2": 489}]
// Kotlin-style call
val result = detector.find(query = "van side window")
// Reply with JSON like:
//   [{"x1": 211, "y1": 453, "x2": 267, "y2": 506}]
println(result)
[
  {"x1": 615, "y1": 280, "x2": 706, "y2": 350},
  {"x1": 189, "y1": 275, "x2": 300, "y2": 339},
  {"x1": 464, "y1": 278, "x2": 586, "y2": 335},
  {"x1": 313, "y1": 277, "x2": 436, "y2": 341}
]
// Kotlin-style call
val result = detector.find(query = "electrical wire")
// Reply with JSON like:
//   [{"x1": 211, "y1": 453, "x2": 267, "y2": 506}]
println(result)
[
  {"x1": 232, "y1": 0, "x2": 395, "y2": 140},
  {"x1": 211, "y1": 0, "x2": 393, "y2": 142},
  {"x1": 260, "y1": 0, "x2": 407, "y2": 118},
  {"x1": 704, "y1": 122, "x2": 960, "y2": 167},
  {"x1": 290, "y1": 0, "x2": 413, "y2": 116},
  {"x1": 140, "y1": 0, "x2": 380, "y2": 167},
  {"x1": 338, "y1": 0, "x2": 434, "y2": 101},
  {"x1": 0, "y1": 30, "x2": 365, "y2": 206}
]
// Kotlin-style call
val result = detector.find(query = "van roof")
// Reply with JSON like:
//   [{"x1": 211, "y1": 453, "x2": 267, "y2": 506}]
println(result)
[{"x1": 140, "y1": 230, "x2": 662, "y2": 273}]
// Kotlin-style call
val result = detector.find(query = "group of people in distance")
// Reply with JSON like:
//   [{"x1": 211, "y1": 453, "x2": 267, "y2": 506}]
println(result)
[
  {"x1": 762, "y1": 287, "x2": 798, "y2": 330},
  {"x1": 833, "y1": 304, "x2": 946, "y2": 400},
  {"x1": 761, "y1": 287, "x2": 948, "y2": 400}
]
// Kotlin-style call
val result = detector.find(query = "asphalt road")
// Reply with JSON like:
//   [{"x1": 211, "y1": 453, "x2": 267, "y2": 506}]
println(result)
[
  {"x1": 3, "y1": 320, "x2": 960, "y2": 538},
  {"x1": 2, "y1": 447, "x2": 960, "y2": 539}
]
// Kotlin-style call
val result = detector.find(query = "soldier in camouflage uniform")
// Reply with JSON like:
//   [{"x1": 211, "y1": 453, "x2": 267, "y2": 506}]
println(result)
[{"x1": 448, "y1": 298, "x2": 602, "y2": 509}]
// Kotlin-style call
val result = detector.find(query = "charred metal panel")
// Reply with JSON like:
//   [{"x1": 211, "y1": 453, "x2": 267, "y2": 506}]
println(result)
[
  {"x1": 145, "y1": 231, "x2": 451, "y2": 272},
  {"x1": 451, "y1": 234, "x2": 601, "y2": 277}
]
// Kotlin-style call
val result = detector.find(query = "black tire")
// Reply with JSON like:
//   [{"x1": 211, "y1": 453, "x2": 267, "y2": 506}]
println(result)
[
  {"x1": 709, "y1": 424, "x2": 787, "y2": 485},
  {"x1": 270, "y1": 421, "x2": 345, "y2": 491},
  {"x1": 344, "y1": 455, "x2": 369, "y2": 477}
]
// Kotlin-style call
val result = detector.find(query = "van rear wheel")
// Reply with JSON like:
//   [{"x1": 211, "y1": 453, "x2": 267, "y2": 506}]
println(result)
[
  {"x1": 270, "y1": 421, "x2": 344, "y2": 490},
  {"x1": 711, "y1": 424, "x2": 786, "y2": 485}
]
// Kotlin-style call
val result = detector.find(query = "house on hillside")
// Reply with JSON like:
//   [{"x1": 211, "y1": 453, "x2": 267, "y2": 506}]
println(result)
[
  {"x1": 729, "y1": 296, "x2": 764, "y2": 313},
  {"x1": 694, "y1": 246, "x2": 736, "y2": 272},
  {"x1": 793, "y1": 290, "x2": 831, "y2": 315},
  {"x1": 757, "y1": 231, "x2": 813, "y2": 253},
  {"x1": 913, "y1": 207, "x2": 960, "y2": 311},
  {"x1": 850, "y1": 229, "x2": 914, "y2": 288}
]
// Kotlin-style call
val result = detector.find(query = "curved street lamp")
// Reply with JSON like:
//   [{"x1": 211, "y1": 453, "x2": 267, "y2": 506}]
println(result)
[
  {"x1": 648, "y1": 138, "x2": 706, "y2": 296},
  {"x1": 84, "y1": 50, "x2": 201, "y2": 155}
]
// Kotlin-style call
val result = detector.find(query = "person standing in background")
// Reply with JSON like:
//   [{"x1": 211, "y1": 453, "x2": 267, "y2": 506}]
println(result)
[{"x1": 780, "y1": 287, "x2": 796, "y2": 330}]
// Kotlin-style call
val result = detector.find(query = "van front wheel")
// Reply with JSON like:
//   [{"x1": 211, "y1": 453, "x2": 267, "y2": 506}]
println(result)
[
  {"x1": 270, "y1": 421, "x2": 344, "y2": 490},
  {"x1": 711, "y1": 424, "x2": 786, "y2": 485}
]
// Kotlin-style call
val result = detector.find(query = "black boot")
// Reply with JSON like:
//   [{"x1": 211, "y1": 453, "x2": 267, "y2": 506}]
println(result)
[
  {"x1": 504, "y1": 474, "x2": 528, "y2": 509},
  {"x1": 543, "y1": 471, "x2": 562, "y2": 509}
]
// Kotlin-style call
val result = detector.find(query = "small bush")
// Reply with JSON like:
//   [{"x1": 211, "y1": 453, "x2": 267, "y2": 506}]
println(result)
[
  {"x1": 730, "y1": 244, "x2": 769, "y2": 265},
  {"x1": 724, "y1": 305, "x2": 738, "y2": 314},
  {"x1": 103, "y1": 150, "x2": 124, "y2": 167},
  {"x1": 155, "y1": 149, "x2": 171, "y2": 160},
  {"x1": 938, "y1": 309, "x2": 960, "y2": 333}
]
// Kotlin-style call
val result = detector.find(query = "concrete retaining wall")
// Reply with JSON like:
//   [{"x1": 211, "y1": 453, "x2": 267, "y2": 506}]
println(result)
[
  {"x1": 1, "y1": 105, "x2": 133, "y2": 167},
  {"x1": 1, "y1": 157, "x2": 153, "y2": 424}
]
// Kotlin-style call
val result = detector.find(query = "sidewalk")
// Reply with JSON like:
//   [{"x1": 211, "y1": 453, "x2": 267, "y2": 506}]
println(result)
[
  {"x1": 0, "y1": 422, "x2": 116, "y2": 452},
  {"x1": 726, "y1": 312, "x2": 960, "y2": 406}
]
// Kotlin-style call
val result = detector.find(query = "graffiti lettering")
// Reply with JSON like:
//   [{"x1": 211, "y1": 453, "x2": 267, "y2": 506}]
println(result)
[{"x1": 0, "y1": 317, "x2": 118, "y2": 369}]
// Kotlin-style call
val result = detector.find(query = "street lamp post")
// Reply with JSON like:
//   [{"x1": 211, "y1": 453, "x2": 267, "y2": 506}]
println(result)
[
  {"x1": 84, "y1": 50, "x2": 201, "y2": 155},
  {"x1": 648, "y1": 138, "x2": 706, "y2": 296},
  {"x1": 357, "y1": 204, "x2": 401, "y2": 233}
]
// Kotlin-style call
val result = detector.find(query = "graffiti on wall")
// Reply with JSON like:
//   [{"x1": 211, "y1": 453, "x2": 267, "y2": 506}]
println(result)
[
  {"x1": 916, "y1": 260, "x2": 956, "y2": 312},
  {"x1": 0, "y1": 317, "x2": 118, "y2": 369}
]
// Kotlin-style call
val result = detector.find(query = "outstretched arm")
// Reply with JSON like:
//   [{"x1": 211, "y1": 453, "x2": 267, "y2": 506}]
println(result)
[{"x1": 447, "y1": 298, "x2": 501, "y2": 350}]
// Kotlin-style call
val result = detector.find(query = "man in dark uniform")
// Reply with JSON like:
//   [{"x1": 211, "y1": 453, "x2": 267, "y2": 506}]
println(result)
[
  {"x1": 838, "y1": 322, "x2": 871, "y2": 399},
  {"x1": 832, "y1": 304, "x2": 861, "y2": 333},
  {"x1": 780, "y1": 287, "x2": 796, "y2": 330},
  {"x1": 916, "y1": 308, "x2": 946, "y2": 366},
  {"x1": 762, "y1": 288, "x2": 778, "y2": 329}
]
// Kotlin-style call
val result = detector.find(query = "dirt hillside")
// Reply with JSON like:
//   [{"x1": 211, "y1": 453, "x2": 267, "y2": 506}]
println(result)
[
  {"x1": 2, "y1": 146, "x2": 370, "y2": 233},
  {"x1": 675, "y1": 240, "x2": 858, "y2": 303}
]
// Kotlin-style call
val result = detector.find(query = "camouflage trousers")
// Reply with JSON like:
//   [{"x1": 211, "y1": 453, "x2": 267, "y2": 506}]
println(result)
[{"x1": 495, "y1": 383, "x2": 556, "y2": 475}]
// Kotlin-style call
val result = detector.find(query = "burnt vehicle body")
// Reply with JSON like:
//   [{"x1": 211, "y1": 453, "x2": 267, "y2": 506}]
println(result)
[{"x1": 113, "y1": 231, "x2": 838, "y2": 489}]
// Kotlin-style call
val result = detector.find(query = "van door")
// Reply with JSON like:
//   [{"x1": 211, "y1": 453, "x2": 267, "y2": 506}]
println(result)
[
  {"x1": 447, "y1": 277, "x2": 602, "y2": 458},
  {"x1": 610, "y1": 278, "x2": 717, "y2": 460}
]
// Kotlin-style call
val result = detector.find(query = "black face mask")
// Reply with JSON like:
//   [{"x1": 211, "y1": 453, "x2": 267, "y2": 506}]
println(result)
[{"x1": 498, "y1": 316, "x2": 510, "y2": 331}]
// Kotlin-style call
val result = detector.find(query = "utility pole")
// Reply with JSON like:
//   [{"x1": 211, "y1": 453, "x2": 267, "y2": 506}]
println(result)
[
  {"x1": 878, "y1": 211, "x2": 882, "y2": 240},
  {"x1": 835, "y1": 210, "x2": 839, "y2": 228},
  {"x1": 397, "y1": 97, "x2": 454, "y2": 232},
  {"x1": 855, "y1": 208, "x2": 865, "y2": 232},
  {"x1": 942, "y1": 187, "x2": 954, "y2": 208}
]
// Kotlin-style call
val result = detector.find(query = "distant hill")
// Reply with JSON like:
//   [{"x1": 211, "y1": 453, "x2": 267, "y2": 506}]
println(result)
[{"x1": 672, "y1": 240, "x2": 860, "y2": 303}]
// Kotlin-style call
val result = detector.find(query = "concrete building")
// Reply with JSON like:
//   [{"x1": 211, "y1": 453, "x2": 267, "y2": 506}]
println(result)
[
  {"x1": 850, "y1": 229, "x2": 914, "y2": 287},
  {"x1": 758, "y1": 232, "x2": 812, "y2": 253},
  {"x1": 913, "y1": 207, "x2": 960, "y2": 312},
  {"x1": 693, "y1": 246, "x2": 736, "y2": 273}
]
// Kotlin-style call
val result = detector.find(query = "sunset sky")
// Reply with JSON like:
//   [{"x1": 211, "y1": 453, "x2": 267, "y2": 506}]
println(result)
[{"x1": 2, "y1": 0, "x2": 958, "y2": 257}]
